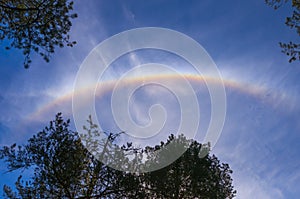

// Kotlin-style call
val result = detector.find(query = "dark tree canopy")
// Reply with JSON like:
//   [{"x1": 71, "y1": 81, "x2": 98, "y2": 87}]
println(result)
[
  {"x1": 0, "y1": 113, "x2": 236, "y2": 198},
  {"x1": 0, "y1": 0, "x2": 77, "y2": 68},
  {"x1": 143, "y1": 137, "x2": 236, "y2": 198},
  {"x1": 266, "y1": 0, "x2": 300, "y2": 62}
]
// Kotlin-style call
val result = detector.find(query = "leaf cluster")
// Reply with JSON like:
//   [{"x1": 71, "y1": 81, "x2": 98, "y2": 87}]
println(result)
[
  {"x1": 0, "y1": 0, "x2": 77, "y2": 68},
  {"x1": 266, "y1": 0, "x2": 300, "y2": 62}
]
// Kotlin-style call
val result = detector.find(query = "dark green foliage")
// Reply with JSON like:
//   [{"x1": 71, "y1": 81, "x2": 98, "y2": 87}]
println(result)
[
  {"x1": 0, "y1": 113, "x2": 236, "y2": 198},
  {"x1": 266, "y1": 0, "x2": 300, "y2": 62},
  {"x1": 0, "y1": 0, "x2": 77, "y2": 68},
  {"x1": 143, "y1": 137, "x2": 236, "y2": 198},
  {"x1": 0, "y1": 113, "x2": 136, "y2": 198}
]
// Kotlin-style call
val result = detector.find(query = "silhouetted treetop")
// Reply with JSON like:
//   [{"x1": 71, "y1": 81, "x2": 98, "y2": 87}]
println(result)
[{"x1": 0, "y1": 113, "x2": 236, "y2": 198}]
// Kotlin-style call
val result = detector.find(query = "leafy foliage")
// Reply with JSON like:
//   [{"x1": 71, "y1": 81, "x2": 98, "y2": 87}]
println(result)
[
  {"x1": 143, "y1": 136, "x2": 236, "y2": 198},
  {"x1": 0, "y1": 113, "x2": 236, "y2": 198},
  {"x1": 266, "y1": 0, "x2": 300, "y2": 62},
  {"x1": 0, "y1": 0, "x2": 77, "y2": 68}
]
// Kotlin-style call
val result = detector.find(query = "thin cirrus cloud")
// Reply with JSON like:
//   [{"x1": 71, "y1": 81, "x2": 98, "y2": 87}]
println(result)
[{"x1": 17, "y1": 66, "x2": 300, "y2": 198}]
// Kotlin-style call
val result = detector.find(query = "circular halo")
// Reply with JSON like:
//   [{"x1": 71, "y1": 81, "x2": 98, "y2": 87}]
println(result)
[{"x1": 72, "y1": 27, "x2": 226, "y2": 173}]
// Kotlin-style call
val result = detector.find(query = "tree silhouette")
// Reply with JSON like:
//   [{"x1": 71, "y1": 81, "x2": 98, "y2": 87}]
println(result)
[
  {"x1": 266, "y1": 0, "x2": 300, "y2": 62},
  {"x1": 0, "y1": 0, "x2": 77, "y2": 68},
  {"x1": 143, "y1": 136, "x2": 236, "y2": 198},
  {"x1": 0, "y1": 113, "x2": 236, "y2": 198}
]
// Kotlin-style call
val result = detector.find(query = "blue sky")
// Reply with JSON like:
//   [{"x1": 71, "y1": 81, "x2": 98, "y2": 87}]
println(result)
[{"x1": 1, "y1": 0, "x2": 300, "y2": 198}]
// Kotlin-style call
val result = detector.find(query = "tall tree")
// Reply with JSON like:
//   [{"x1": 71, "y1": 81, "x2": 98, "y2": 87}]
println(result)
[
  {"x1": 266, "y1": 0, "x2": 300, "y2": 62},
  {"x1": 142, "y1": 135, "x2": 236, "y2": 198},
  {"x1": 0, "y1": 113, "x2": 236, "y2": 198},
  {"x1": 0, "y1": 0, "x2": 77, "y2": 68},
  {"x1": 0, "y1": 113, "x2": 137, "y2": 198}
]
